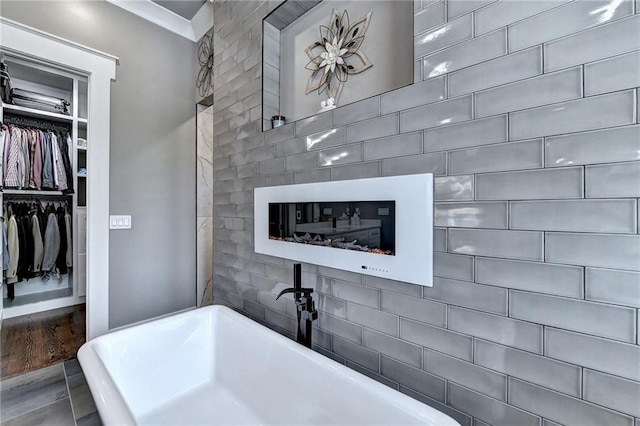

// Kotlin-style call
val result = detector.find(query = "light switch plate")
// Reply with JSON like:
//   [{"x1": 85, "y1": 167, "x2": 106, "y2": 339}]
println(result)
[{"x1": 110, "y1": 215, "x2": 132, "y2": 229}]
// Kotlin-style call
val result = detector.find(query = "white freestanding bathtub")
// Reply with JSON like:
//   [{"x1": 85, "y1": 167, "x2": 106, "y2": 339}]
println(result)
[{"x1": 78, "y1": 305, "x2": 460, "y2": 425}]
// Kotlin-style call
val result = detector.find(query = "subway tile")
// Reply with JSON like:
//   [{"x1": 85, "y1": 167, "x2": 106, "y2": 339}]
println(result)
[
  {"x1": 275, "y1": 137, "x2": 306, "y2": 157},
  {"x1": 330, "y1": 280, "x2": 380, "y2": 308},
  {"x1": 294, "y1": 168, "x2": 331, "y2": 184},
  {"x1": 546, "y1": 232, "x2": 640, "y2": 271},
  {"x1": 448, "y1": 382, "x2": 541, "y2": 426},
  {"x1": 475, "y1": 257, "x2": 584, "y2": 298},
  {"x1": 284, "y1": 151, "x2": 318, "y2": 172},
  {"x1": 364, "y1": 132, "x2": 423, "y2": 161},
  {"x1": 433, "y1": 252, "x2": 474, "y2": 281},
  {"x1": 585, "y1": 267, "x2": 640, "y2": 308},
  {"x1": 434, "y1": 227, "x2": 447, "y2": 252},
  {"x1": 0, "y1": 364, "x2": 68, "y2": 421},
  {"x1": 316, "y1": 313, "x2": 363, "y2": 344},
  {"x1": 425, "y1": 349, "x2": 507, "y2": 400},
  {"x1": 364, "y1": 275, "x2": 423, "y2": 297},
  {"x1": 346, "y1": 302, "x2": 398, "y2": 336},
  {"x1": 399, "y1": 96, "x2": 472, "y2": 133},
  {"x1": 332, "y1": 96, "x2": 380, "y2": 127},
  {"x1": 380, "y1": 356, "x2": 446, "y2": 402},
  {"x1": 258, "y1": 157, "x2": 285, "y2": 176},
  {"x1": 448, "y1": 0, "x2": 496, "y2": 19},
  {"x1": 475, "y1": 67, "x2": 583, "y2": 117},
  {"x1": 544, "y1": 15, "x2": 640, "y2": 72},
  {"x1": 448, "y1": 306, "x2": 543, "y2": 353},
  {"x1": 400, "y1": 318, "x2": 474, "y2": 361},
  {"x1": 264, "y1": 122, "x2": 295, "y2": 144},
  {"x1": 476, "y1": 167, "x2": 583, "y2": 200},
  {"x1": 449, "y1": 229, "x2": 543, "y2": 261},
  {"x1": 312, "y1": 327, "x2": 332, "y2": 351},
  {"x1": 332, "y1": 336, "x2": 379, "y2": 372},
  {"x1": 475, "y1": 339, "x2": 581, "y2": 397},
  {"x1": 250, "y1": 145, "x2": 275, "y2": 162},
  {"x1": 381, "y1": 77, "x2": 446, "y2": 115},
  {"x1": 363, "y1": 328, "x2": 422, "y2": 368},
  {"x1": 434, "y1": 202, "x2": 509, "y2": 229},
  {"x1": 509, "y1": 0, "x2": 634, "y2": 52},
  {"x1": 346, "y1": 361, "x2": 399, "y2": 389},
  {"x1": 318, "y1": 144, "x2": 362, "y2": 167},
  {"x1": 425, "y1": 115, "x2": 507, "y2": 152},
  {"x1": 475, "y1": 0, "x2": 570, "y2": 35},
  {"x1": 305, "y1": 127, "x2": 346, "y2": 151},
  {"x1": 314, "y1": 345, "x2": 345, "y2": 364},
  {"x1": 584, "y1": 369, "x2": 640, "y2": 417},
  {"x1": 434, "y1": 176, "x2": 474, "y2": 201},
  {"x1": 331, "y1": 161, "x2": 380, "y2": 181},
  {"x1": 425, "y1": 277, "x2": 508, "y2": 314},
  {"x1": 295, "y1": 112, "x2": 331, "y2": 137},
  {"x1": 545, "y1": 327, "x2": 640, "y2": 381},
  {"x1": 381, "y1": 290, "x2": 447, "y2": 327},
  {"x1": 316, "y1": 294, "x2": 346, "y2": 318},
  {"x1": 414, "y1": 14, "x2": 473, "y2": 59},
  {"x1": 414, "y1": 1, "x2": 446, "y2": 35},
  {"x1": 381, "y1": 152, "x2": 446, "y2": 176},
  {"x1": 265, "y1": 308, "x2": 296, "y2": 334},
  {"x1": 449, "y1": 46, "x2": 542, "y2": 97},
  {"x1": 510, "y1": 291, "x2": 637, "y2": 342},
  {"x1": 586, "y1": 162, "x2": 640, "y2": 198},
  {"x1": 511, "y1": 199, "x2": 637, "y2": 234},
  {"x1": 587, "y1": 50, "x2": 640, "y2": 95},
  {"x1": 399, "y1": 386, "x2": 473, "y2": 426},
  {"x1": 346, "y1": 114, "x2": 398, "y2": 143},
  {"x1": 545, "y1": 125, "x2": 640, "y2": 168},
  {"x1": 244, "y1": 299, "x2": 265, "y2": 319},
  {"x1": 423, "y1": 29, "x2": 507, "y2": 78},
  {"x1": 449, "y1": 139, "x2": 543, "y2": 174},
  {"x1": 509, "y1": 378, "x2": 634, "y2": 426},
  {"x1": 510, "y1": 90, "x2": 637, "y2": 139},
  {"x1": 266, "y1": 173, "x2": 294, "y2": 186}
]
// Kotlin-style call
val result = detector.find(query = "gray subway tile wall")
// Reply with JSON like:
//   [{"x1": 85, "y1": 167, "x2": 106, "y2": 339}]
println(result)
[{"x1": 211, "y1": 0, "x2": 640, "y2": 424}]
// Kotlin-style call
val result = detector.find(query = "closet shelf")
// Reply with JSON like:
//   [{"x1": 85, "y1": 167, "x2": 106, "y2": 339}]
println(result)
[
  {"x1": 3, "y1": 287, "x2": 73, "y2": 308},
  {"x1": 3, "y1": 189, "x2": 65, "y2": 196},
  {"x1": 2, "y1": 103, "x2": 73, "y2": 123}
]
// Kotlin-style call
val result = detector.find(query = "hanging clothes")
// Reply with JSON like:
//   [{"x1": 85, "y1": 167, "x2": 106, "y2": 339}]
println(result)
[
  {"x1": 60, "y1": 134, "x2": 74, "y2": 194},
  {"x1": 55, "y1": 206, "x2": 68, "y2": 275},
  {"x1": 32, "y1": 213, "x2": 44, "y2": 273},
  {"x1": 5, "y1": 127, "x2": 21, "y2": 188},
  {"x1": 51, "y1": 133, "x2": 68, "y2": 192},
  {"x1": 6, "y1": 211, "x2": 19, "y2": 284},
  {"x1": 64, "y1": 211, "x2": 72, "y2": 268},
  {"x1": 2, "y1": 216, "x2": 8, "y2": 271},
  {"x1": 41, "y1": 132, "x2": 55, "y2": 190},
  {"x1": 28, "y1": 130, "x2": 43, "y2": 190},
  {"x1": 42, "y1": 210, "x2": 60, "y2": 273}
]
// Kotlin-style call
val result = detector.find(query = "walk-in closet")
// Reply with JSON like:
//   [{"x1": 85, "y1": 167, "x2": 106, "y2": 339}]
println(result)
[{"x1": 0, "y1": 51, "x2": 88, "y2": 376}]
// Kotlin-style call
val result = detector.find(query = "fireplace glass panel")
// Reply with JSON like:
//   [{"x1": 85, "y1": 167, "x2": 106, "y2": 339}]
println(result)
[{"x1": 268, "y1": 201, "x2": 395, "y2": 255}]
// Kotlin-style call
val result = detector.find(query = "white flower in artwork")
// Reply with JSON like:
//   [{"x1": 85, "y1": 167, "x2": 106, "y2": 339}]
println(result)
[{"x1": 305, "y1": 9, "x2": 373, "y2": 105}]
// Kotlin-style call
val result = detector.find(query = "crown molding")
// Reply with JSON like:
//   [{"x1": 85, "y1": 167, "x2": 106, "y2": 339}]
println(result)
[{"x1": 105, "y1": 0, "x2": 213, "y2": 42}]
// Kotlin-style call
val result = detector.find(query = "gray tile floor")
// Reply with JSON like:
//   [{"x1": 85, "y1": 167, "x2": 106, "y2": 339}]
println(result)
[{"x1": 0, "y1": 359, "x2": 101, "y2": 426}]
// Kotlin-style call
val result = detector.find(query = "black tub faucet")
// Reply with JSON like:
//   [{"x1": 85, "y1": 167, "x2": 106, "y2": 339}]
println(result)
[{"x1": 275, "y1": 263, "x2": 318, "y2": 348}]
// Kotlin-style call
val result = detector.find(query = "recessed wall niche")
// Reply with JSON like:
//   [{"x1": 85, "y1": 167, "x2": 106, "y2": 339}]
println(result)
[{"x1": 262, "y1": 0, "x2": 413, "y2": 130}]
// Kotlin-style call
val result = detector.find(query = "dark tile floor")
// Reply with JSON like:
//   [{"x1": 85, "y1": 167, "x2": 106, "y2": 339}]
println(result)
[{"x1": 0, "y1": 359, "x2": 101, "y2": 426}]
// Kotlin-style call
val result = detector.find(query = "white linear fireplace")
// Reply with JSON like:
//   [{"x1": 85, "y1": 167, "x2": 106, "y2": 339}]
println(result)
[{"x1": 254, "y1": 174, "x2": 433, "y2": 286}]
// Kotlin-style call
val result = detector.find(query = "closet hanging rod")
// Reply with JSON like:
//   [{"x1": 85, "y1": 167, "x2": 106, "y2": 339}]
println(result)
[
  {"x1": 1, "y1": 114, "x2": 71, "y2": 133},
  {"x1": 2, "y1": 192, "x2": 71, "y2": 201}
]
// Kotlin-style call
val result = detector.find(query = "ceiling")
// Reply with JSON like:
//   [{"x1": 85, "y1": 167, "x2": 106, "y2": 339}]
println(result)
[{"x1": 150, "y1": 0, "x2": 207, "y2": 20}]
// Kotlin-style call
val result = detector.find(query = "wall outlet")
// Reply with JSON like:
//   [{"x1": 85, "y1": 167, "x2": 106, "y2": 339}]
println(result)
[{"x1": 110, "y1": 215, "x2": 132, "y2": 229}]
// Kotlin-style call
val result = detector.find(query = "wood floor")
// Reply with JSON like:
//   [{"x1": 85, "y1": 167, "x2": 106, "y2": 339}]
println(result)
[{"x1": 1, "y1": 304, "x2": 85, "y2": 378}]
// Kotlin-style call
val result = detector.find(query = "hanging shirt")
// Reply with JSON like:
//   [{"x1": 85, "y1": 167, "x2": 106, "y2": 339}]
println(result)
[
  {"x1": 42, "y1": 212, "x2": 60, "y2": 272},
  {"x1": 6, "y1": 214, "x2": 19, "y2": 284},
  {"x1": 29, "y1": 130, "x2": 43, "y2": 190},
  {"x1": 2, "y1": 217, "x2": 8, "y2": 271},
  {"x1": 2, "y1": 124, "x2": 10, "y2": 185},
  {"x1": 32, "y1": 214, "x2": 44, "y2": 273},
  {"x1": 65, "y1": 212, "x2": 72, "y2": 268},
  {"x1": 41, "y1": 132, "x2": 55, "y2": 189},
  {"x1": 5, "y1": 126, "x2": 21, "y2": 188},
  {"x1": 51, "y1": 133, "x2": 68, "y2": 191}
]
